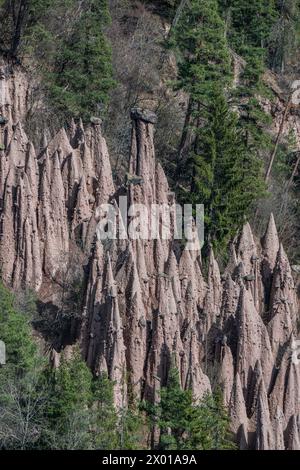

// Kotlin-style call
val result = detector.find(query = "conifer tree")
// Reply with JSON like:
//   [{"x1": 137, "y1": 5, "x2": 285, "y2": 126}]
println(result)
[
  {"x1": 0, "y1": 284, "x2": 146, "y2": 450},
  {"x1": 169, "y1": 0, "x2": 231, "y2": 165},
  {"x1": 181, "y1": 90, "x2": 265, "y2": 252},
  {"x1": 91, "y1": 373, "x2": 119, "y2": 449},
  {"x1": 149, "y1": 363, "x2": 234, "y2": 450},
  {"x1": 118, "y1": 404, "x2": 147, "y2": 450},
  {"x1": 49, "y1": 0, "x2": 115, "y2": 122},
  {"x1": 188, "y1": 387, "x2": 234, "y2": 450},
  {"x1": 0, "y1": 282, "x2": 46, "y2": 449},
  {"x1": 159, "y1": 366, "x2": 193, "y2": 449},
  {"x1": 42, "y1": 348, "x2": 93, "y2": 449},
  {"x1": 227, "y1": 0, "x2": 278, "y2": 50},
  {"x1": 269, "y1": 0, "x2": 300, "y2": 72},
  {"x1": 45, "y1": 349, "x2": 92, "y2": 423},
  {"x1": 219, "y1": 0, "x2": 278, "y2": 153},
  {"x1": 170, "y1": 0, "x2": 231, "y2": 101},
  {"x1": 0, "y1": 282, "x2": 38, "y2": 372},
  {"x1": 0, "y1": 0, "x2": 115, "y2": 123}
]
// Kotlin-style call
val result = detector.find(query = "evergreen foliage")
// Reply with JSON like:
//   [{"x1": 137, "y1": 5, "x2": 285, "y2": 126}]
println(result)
[
  {"x1": 0, "y1": 282, "x2": 46, "y2": 449},
  {"x1": 0, "y1": 284, "x2": 134, "y2": 449},
  {"x1": 48, "y1": 0, "x2": 115, "y2": 122},
  {"x1": 270, "y1": 0, "x2": 300, "y2": 72},
  {"x1": 0, "y1": 282, "x2": 38, "y2": 372},
  {"x1": 224, "y1": 0, "x2": 278, "y2": 51},
  {"x1": 0, "y1": 0, "x2": 115, "y2": 123},
  {"x1": 218, "y1": 0, "x2": 277, "y2": 154},
  {"x1": 170, "y1": 0, "x2": 231, "y2": 101},
  {"x1": 0, "y1": 284, "x2": 236, "y2": 450},
  {"x1": 170, "y1": 0, "x2": 266, "y2": 251},
  {"x1": 90, "y1": 374, "x2": 119, "y2": 449},
  {"x1": 118, "y1": 404, "x2": 147, "y2": 450},
  {"x1": 181, "y1": 90, "x2": 265, "y2": 252},
  {"x1": 147, "y1": 364, "x2": 234, "y2": 450}
]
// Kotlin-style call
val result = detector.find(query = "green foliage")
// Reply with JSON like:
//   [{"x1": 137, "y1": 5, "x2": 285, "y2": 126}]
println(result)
[
  {"x1": 0, "y1": 0, "x2": 115, "y2": 124},
  {"x1": 218, "y1": 0, "x2": 277, "y2": 151},
  {"x1": 168, "y1": 0, "x2": 269, "y2": 252},
  {"x1": 41, "y1": 348, "x2": 93, "y2": 449},
  {"x1": 159, "y1": 366, "x2": 193, "y2": 449},
  {"x1": 0, "y1": 283, "x2": 145, "y2": 450},
  {"x1": 45, "y1": 348, "x2": 92, "y2": 424},
  {"x1": 91, "y1": 374, "x2": 119, "y2": 449},
  {"x1": 269, "y1": 0, "x2": 300, "y2": 72},
  {"x1": 0, "y1": 282, "x2": 38, "y2": 372},
  {"x1": 224, "y1": 0, "x2": 278, "y2": 51},
  {"x1": 187, "y1": 387, "x2": 235, "y2": 450},
  {"x1": 181, "y1": 90, "x2": 265, "y2": 252},
  {"x1": 48, "y1": 0, "x2": 115, "y2": 122},
  {"x1": 219, "y1": 0, "x2": 300, "y2": 74},
  {"x1": 170, "y1": 0, "x2": 231, "y2": 101},
  {"x1": 0, "y1": 364, "x2": 47, "y2": 449},
  {"x1": 147, "y1": 364, "x2": 234, "y2": 450},
  {"x1": 0, "y1": 283, "x2": 46, "y2": 449},
  {"x1": 119, "y1": 404, "x2": 147, "y2": 450}
]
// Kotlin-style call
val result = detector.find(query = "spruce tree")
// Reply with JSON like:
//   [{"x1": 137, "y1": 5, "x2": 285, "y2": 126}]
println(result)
[
  {"x1": 0, "y1": 283, "x2": 46, "y2": 449},
  {"x1": 227, "y1": 0, "x2": 278, "y2": 50},
  {"x1": 181, "y1": 90, "x2": 265, "y2": 253},
  {"x1": 49, "y1": 0, "x2": 115, "y2": 122},
  {"x1": 169, "y1": 0, "x2": 232, "y2": 200},
  {"x1": 91, "y1": 373, "x2": 118, "y2": 449},
  {"x1": 0, "y1": 282, "x2": 38, "y2": 372},
  {"x1": 151, "y1": 364, "x2": 234, "y2": 450},
  {"x1": 219, "y1": 0, "x2": 277, "y2": 153},
  {"x1": 170, "y1": 0, "x2": 231, "y2": 102},
  {"x1": 269, "y1": 0, "x2": 300, "y2": 72}
]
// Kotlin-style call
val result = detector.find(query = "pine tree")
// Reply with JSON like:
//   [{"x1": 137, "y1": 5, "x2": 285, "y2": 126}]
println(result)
[
  {"x1": 0, "y1": 0, "x2": 115, "y2": 123},
  {"x1": 118, "y1": 402, "x2": 147, "y2": 450},
  {"x1": 0, "y1": 282, "x2": 38, "y2": 372},
  {"x1": 91, "y1": 373, "x2": 119, "y2": 449},
  {"x1": 218, "y1": 0, "x2": 278, "y2": 153},
  {"x1": 169, "y1": 0, "x2": 232, "y2": 192},
  {"x1": 44, "y1": 349, "x2": 92, "y2": 418},
  {"x1": 151, "y1": 364, "x2": 234, "y2": 450},
  {"x1": 188, "y1": 388, "x2": 235, "y2": 450},
  {"x1": 48, "y1": 0, "x2": 115, "y2": 122},
  {"x1": 159, "y1": 366, "x2": 193, "y2": 449},
  {"x1": 227, "y1": 0, "x2": 278, "y2": 50},
  {"x1": 0, "y1": 283, "x2": 47, "y2": 449},
  {"x1": 42, "y1": 348, "x2": 93, "y2": 449},
  {"x1": 181, "y1": 90, "x2": 265, "y2": 253},
  {"x1": 269, "y1": 0, "x2": 300, "y2": 72},
  {"x1": 170, "y1": 0, "x2": 231, "y2": 101}
]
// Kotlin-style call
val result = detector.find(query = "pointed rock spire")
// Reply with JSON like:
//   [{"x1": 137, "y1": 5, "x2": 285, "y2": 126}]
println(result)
[
  {"x1": 262, "y1": 213, "x2": 280, "y2": 274},
  {"x1": 229, "y1": 373, "x2": 248, "y2": 449},
  {"x1": 273, "y1": 407, "x2": 285, "y2": 450},
  {"x1": 236, "y1": 288, "x2": 274, "y2": 392},
  {"x1": 7, "y1": 121, "x2": 28, "y2": 168},
  {"x1": 255, "y1": 379, "x2": 275, "y2": 450},
  {"x1": 286, "y1": 415, "x2": 300, "y2": 450}
]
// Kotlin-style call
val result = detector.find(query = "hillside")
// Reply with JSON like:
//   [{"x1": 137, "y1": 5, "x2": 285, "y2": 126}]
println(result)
[{"x1": 0, "y1": 0, "x2": 300, "y2": 452}]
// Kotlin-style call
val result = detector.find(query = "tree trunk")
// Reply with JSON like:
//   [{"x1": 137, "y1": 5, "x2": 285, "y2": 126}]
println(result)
[
  {"x1": 10, "y1": 0, "x2": 27, "y2": 58},
  {"x1": 171, "y1": 0, "x2": 188, "y2": 32},
  {"x1": 265, "y1": 96, "x2": 291, "y2": 182},
  {"x1": 178, "y1": 97, "x2": 194, "y2": 160},
  {"x1": 286, "y1": 151, "x2": 300, "y2": 192}
]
